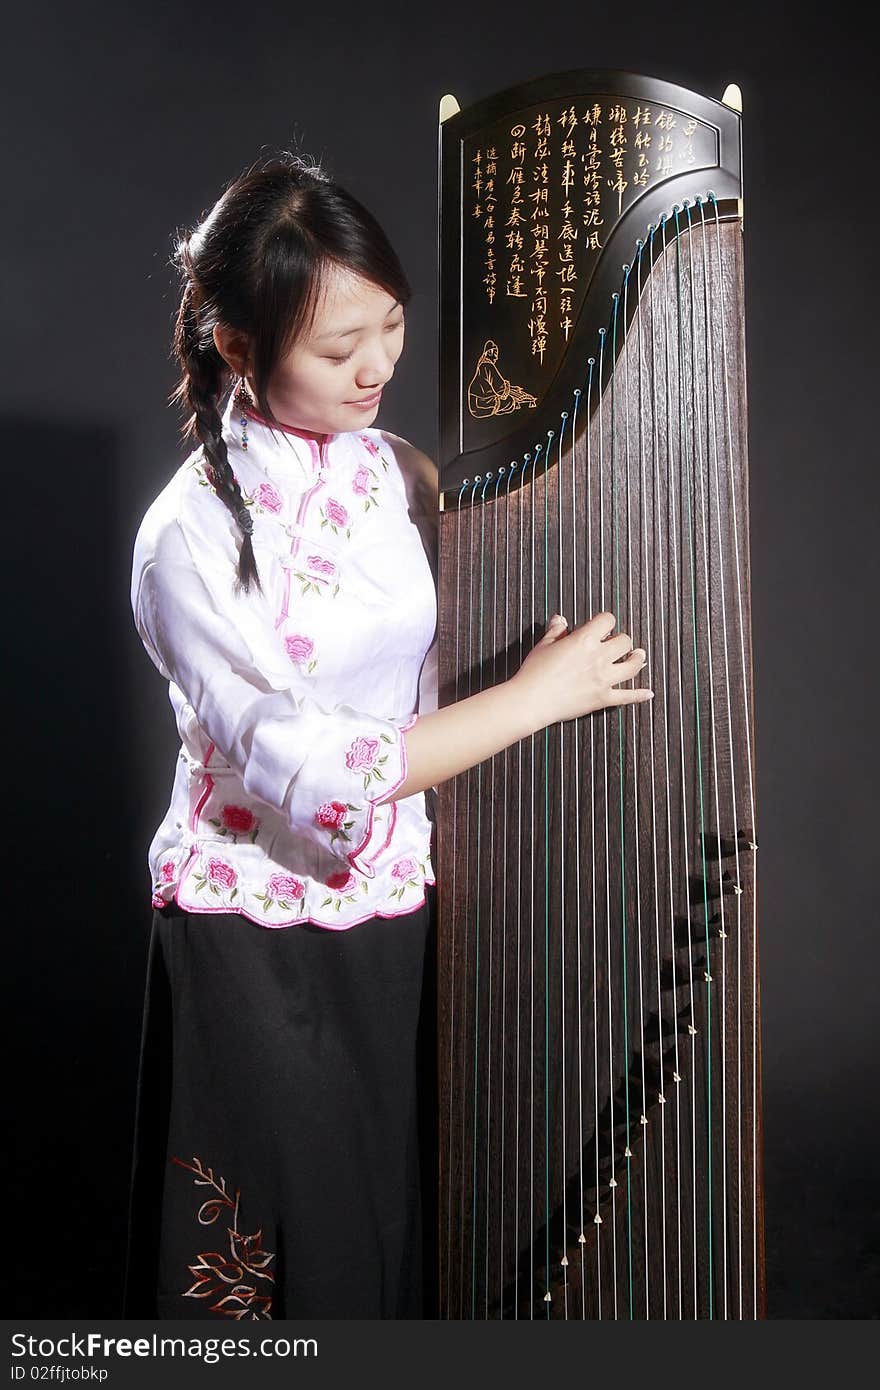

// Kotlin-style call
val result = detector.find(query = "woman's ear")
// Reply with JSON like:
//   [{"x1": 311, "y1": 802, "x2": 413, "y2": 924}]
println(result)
[{"x1": 212, "y1": 322, "x2": 252, "y2": 378}]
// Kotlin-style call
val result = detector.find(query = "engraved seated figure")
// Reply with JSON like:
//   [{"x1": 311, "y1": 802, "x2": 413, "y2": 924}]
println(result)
[{"x1": 467, "y1": 340, "x2": 537, "y2": 417}]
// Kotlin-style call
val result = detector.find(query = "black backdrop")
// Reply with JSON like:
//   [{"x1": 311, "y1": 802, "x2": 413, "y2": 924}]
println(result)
[{"x1": 5, "y1": 0, "x2": 877, "y2": 1319}]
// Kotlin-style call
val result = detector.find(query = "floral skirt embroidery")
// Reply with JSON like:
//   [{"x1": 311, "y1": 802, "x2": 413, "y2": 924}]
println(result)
[{"x1": 122, "y1": 887, "x2": 437, "y2": 1319}]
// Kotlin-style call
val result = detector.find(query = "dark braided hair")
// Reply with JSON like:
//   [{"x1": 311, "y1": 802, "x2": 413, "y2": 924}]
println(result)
[{"x1": 169, "y1": 151, "x2": 412, "y2": 592}]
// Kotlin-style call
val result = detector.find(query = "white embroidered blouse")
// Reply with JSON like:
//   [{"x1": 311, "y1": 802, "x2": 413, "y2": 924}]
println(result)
[{"x1": 131, "y1": 388, "x2": 438, "y2": 930}]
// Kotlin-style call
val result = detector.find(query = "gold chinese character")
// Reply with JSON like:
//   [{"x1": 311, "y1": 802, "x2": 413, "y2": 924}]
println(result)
[{"x1": 558, "y1": 104, "x2": 578, "y2": 133}]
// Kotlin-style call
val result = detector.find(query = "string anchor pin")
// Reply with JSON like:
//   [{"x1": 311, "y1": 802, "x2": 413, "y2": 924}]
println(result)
[
  {"x1": 624, "y1": 1146, "x2": 632, "y2": 1158},
  {"x1": 578, "y1": 1233, "x2": 586, "y2": 1245},
  {"x1": 658, "y1": 1094, "x2": 667, "y2": 1105},
  {"x1": 544, "y1": 1292, "x2": 551, "y2": 1303},
  {"x1": 561, "y1": 1256, "x2": 569, "y2": 1267},
  {"x1": 688, "y1": 1024, "x2": 698, "y2": 1036},
  {"x1": 673, "y1": 1072, "x2": 682, "y2": 1083},
  {"x1": 704, "y1": 971, "x2": 713, "y2": 982},
  {"x1": 594, "y1": 1213, "x2": 603, "y2": 1225},
  {"x1": 640, "y1": 1114, "x2": 648, "y2": 1126},
  {"x1": 609, "y1": 1178, "x2": 617, "y2": 1188}
]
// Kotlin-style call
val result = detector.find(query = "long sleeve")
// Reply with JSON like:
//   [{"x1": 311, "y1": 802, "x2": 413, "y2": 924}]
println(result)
[{"x1": 132, "y1": 511, "x2": 415, "y2": 880}]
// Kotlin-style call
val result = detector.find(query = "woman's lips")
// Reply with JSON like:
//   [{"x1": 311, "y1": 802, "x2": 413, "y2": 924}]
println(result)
[{"x1": 346, "y1": 390, "x2": 382, "y2": 409}]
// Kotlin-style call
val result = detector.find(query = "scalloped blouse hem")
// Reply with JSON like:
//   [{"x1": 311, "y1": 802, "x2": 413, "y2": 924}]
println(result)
[{"x1": 155, "y1": 879, "x2": 436, "y2": 932}]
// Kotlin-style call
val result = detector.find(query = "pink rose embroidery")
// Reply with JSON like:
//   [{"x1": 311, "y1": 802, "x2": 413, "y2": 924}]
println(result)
[
  {"x1": 207, "y1": 858, "x2": 237, "y2": 890},
  {"x1": 325, "y1": 870, "x2": 356, "y2": 894},
  {"x1": 345, "y1": 736, "x2": 380, "y2": 772},
  {"x1": 151, "y1": 890, "x2": 166, "y2": 909},
  {"x1": 292, "y1": 554, "x2": 338, "y2": 600},
  {"x1": 284, "y1": 634, "x2": 315, "y2": 664},
  {"x1": 321, "y1": 497, "x2": 352, "y2": 538},
  {"x1": 209, "y1": 804, "x2": 260, "y2": 842},
  {"x1": 254, "y1": 481, "x2": 282, "y2": 513},
  {"x1": 306, "y1": 554, "x2": 336, "y2": 577},
  {"x1": 391, "y1": 856, "x2": 418, "y2": 883},
  {"x1": 267, "y1": 873, "x2": 305, "y2": 900},
  {"x1": 160, "y1": 860, "x2": 176, "y2": 883},
  {"x1": 352, "y1": 466, "x2": 371, "y2": 496},
  {"x1": 316, "y1": 800, "x2": 348, "y2": 830},
  {"x1": 325, "y1": 498, "x2": 349, "y2": 526},
  {"x1": 345, "y1": 732, "x2": 394, "y2": 789},
  {"x1": 352, "y1": 464, "x2": 379, "y2": 510},
  {"x1": 221, "y1": 805, "x2": 256, "y2": 834},
  {"x1": 192, "y1": 856, "x2": 239, "y2": 899},
  {"x1": 357, "y1": 435, "x2": 389, "y2": 472},
  {"x1": 389, "y1": 853, "x2": 424, "y2": 901},
  {"x1": 256, "y1": 872, "x2": 306, "y2": 914},
  {"x1": 315, "y1": 799, "x2": 355, "y2": 844}
]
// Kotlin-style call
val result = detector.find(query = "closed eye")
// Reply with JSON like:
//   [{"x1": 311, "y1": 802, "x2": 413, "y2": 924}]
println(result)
[{"x1": 325, "y1": 318, "x2": 403, "y2": 364}]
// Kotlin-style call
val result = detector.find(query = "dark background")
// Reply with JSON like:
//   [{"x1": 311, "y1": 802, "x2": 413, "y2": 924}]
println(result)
[{"x1": 5, "y1": 0, "x2": 876, "y2": 1319}]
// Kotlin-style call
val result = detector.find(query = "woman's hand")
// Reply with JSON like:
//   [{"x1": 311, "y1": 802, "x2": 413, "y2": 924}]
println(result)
[
  {"x1": 509, "y1": 611, "x2": 653, "y2": 729},
  {"x1": 381, "y1": 611, "x2": 653, "y2": 803}
]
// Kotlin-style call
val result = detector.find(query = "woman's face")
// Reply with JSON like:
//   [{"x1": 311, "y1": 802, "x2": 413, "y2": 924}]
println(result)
[{"x1": 263, "y1": 264, "x2": 405, "y2": 436}]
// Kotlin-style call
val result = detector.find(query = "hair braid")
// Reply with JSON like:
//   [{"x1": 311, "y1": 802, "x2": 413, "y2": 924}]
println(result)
[
  {"x1": 167, "y1": 152, "x2": 413, "y2": 594},
  {"x1": 171, "y1": 274, "x2": 260, "y2": 593}
]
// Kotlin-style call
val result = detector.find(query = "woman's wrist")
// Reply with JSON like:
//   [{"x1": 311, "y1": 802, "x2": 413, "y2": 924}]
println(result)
[{"x1": 380, "y1": 677, "x2": 542, "y2": 804}]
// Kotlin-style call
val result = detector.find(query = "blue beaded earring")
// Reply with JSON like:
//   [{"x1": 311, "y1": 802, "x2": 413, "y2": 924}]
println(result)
[{"x1": 235, "y1": 376, "x2": 253, "y2": 451}]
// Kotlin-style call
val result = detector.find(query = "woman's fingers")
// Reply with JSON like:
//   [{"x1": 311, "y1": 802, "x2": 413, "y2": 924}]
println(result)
[
  {"x1": 604, "y1": 632, "x2": 637, "y2": 660},
  {"x1": 588, "y1": 611, "x2": 617, "y2": 639},
  {"x1": 610, "y1": 647, "x2": 647, "y2": 676},
  {"x1": 612, "y1": 685, "x2": 655, "y2": 704},
  {"x1": 536, "y1": 613, "x2": 569, "y2": 647}
]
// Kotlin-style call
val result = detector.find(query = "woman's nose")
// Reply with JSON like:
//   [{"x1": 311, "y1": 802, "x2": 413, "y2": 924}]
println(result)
[{"x1": 356, "y1": 337, "x2": 399, "y2": 388}]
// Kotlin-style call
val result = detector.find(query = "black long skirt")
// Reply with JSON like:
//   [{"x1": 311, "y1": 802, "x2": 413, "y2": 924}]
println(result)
[{"x1": 122, "y1": 885, "x2": 438, "y2": 1320}]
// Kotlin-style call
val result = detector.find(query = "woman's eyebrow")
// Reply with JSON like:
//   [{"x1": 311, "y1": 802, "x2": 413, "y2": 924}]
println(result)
[{"x1": 316, "y1": 300, "x2": 402, "y2": 341}]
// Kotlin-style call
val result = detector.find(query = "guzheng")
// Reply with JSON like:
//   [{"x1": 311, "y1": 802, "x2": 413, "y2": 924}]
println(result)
[{"x1": 434, "y1": 70, "x2": 763, "y2": 1320}]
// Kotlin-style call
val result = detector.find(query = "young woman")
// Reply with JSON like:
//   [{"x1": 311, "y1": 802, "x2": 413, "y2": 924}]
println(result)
[{"x1": 122, "y1": 152, "x2": 653, "y2": 1321}]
